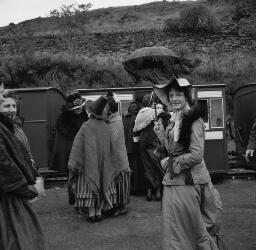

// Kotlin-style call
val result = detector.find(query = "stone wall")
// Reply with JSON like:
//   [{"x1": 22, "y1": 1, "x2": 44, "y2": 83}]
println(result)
[{"x1": 0, "y1": 29, "x2": 255, "y2": 56}]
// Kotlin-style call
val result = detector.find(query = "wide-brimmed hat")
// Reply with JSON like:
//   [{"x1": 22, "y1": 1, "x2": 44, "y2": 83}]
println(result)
[
  {"x1": 87, "y1": 96, "x2": 107, "y2": 119},
  {"x1": 65, "y1": 92, "x2": 86, "y2": 110},
  {"x1": 153, "y1": 77, "x2": 191, "y2": 105}
]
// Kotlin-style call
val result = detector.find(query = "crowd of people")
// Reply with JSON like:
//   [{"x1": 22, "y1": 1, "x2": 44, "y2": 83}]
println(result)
[{"x1": 0, "y1": 75, "x2": 226, "y2": 249}]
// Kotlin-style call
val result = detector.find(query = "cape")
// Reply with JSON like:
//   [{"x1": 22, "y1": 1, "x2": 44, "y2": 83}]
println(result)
[
  {"x1": 68, "y1": 118, "x2": 120, "y2": 200},
  {"x1": 107, "y1": 113, "x2": 130, "y2": 172}
]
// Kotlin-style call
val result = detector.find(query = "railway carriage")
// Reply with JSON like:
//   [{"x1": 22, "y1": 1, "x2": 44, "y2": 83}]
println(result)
[
  {"x1": 77, "y1": 83, "x2": 228, "y2": 174},
  {"x1": 7, "y1": 85, "x2": 228, "y2": 175}
]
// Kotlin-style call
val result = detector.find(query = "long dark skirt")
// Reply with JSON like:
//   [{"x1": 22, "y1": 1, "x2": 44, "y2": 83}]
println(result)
[
  {"x1": 141, "y1": 148, "x2": 163, "y2": 189},
  {"x1": 128, "y1": 153, "x2": 146, "y2": 194},
  {"x1": 115, "y1": 171, "x2": 131, "y2": 207},
  {"x1": 0, "y1": 194, "x2": 47, "y2": 250}
]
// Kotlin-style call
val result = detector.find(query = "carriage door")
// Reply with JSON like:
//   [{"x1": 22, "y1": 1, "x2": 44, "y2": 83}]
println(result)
[{"x1": 197, "y1": 89, "x2": 228, "y2": 174}]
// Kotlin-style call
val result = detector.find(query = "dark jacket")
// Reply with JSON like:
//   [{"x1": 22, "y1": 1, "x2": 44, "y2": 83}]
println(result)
[
  {"x1": 247, "y1": 117, "x2": 256, "y2": 150},
  {"x1": 50, "y1": 108, "x2": 88, "y2": 172},
  {"x1": 123, "y1": 102, "x2": 140, "y2": 154}
]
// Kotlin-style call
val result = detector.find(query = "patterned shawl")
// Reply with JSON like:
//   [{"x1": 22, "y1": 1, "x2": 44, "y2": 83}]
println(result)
[{"x1": 68, "y1": 118, "x2": 120, "y2": 198}]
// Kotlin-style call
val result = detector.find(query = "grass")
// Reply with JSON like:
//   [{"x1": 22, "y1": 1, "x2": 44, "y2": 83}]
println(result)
[
  {"x1": 0, "y1": 1, "x2": 237, "y2": 35},
  {"x1": 34, "y1": 179, "x2": 256, "y2": 250}
]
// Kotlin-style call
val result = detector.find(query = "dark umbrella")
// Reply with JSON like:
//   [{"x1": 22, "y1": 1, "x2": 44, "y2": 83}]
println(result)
[{"x1": 122, "y1": 46, "x2": 200, "y2": 85}]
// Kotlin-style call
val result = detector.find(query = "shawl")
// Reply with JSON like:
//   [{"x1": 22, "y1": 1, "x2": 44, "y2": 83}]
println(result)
[
  {"x1": 0, "y1": 115, "x2": 36, "y2": 198},
  {"x1": 133, "y1": 107, "x2": 156, "y2": 132},
  {"x1": 68, "y1": 118, "x2": 118, "y2": 199},
  {"x1": 107, "y1": 113, "x2": 130, "y2": 172}
]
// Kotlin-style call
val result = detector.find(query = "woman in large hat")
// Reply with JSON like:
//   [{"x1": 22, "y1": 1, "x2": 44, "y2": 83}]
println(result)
[
  {"x1": 153, "y1": 77, "x2": 223, "y2": 250},
  {"x1": 68, "y1": 96, "x2": 121, "y2": 222},
  {"x1": 50, "y1": 92, "x2": 88, "y2": 173}
]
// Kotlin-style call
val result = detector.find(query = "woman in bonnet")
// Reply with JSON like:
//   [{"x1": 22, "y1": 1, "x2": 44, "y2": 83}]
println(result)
[
  {"x1": 50, "y1": 92, "x2": 88, "y2": 173},
  {"x1": 153, "y1": 77, "x2": 223, "y2": 250}
]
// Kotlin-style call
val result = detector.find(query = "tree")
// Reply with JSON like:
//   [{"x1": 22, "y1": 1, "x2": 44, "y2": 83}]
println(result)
[{"x1": 49, "y1": 2, "x2": 92, "y2": 55}]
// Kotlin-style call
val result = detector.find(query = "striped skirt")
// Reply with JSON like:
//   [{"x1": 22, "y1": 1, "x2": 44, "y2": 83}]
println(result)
[
  {"x1": 115, "y1": 171, "x2": 131, "y2": 207},
  {"x1": 75, "y1": 174, "x2": 117, "y2": 210}
]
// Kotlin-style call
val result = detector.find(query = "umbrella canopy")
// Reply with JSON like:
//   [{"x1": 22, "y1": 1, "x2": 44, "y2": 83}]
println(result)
[{"x1": 123, "y1": 46, "x2": 200, "y2": 85}]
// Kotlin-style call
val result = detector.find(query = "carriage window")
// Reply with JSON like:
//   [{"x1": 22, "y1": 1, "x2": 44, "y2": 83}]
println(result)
[
  {"x1": 197, "y1": 99, "x2": 209, "y2": 130},
  {"x1": 119, "y1": 101, "x2": 133, "y2": 117},
  {"x1": 210, "y1": 98, "x2": 224, "y2": 128}
]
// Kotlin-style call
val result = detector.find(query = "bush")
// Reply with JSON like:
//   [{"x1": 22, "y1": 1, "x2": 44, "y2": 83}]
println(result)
[
  {"x1": 164, "y1": 18, "x2": 180, "y2": 32},
  {"x1": 179, "y1": 4, "x2": 218, "y2": 33},
  {"x1": 0, "y1": 52, "x2": 135, "y2": 93},
  {"x1": 239, "y1": 17, "x2": 256, "y2": 37}
]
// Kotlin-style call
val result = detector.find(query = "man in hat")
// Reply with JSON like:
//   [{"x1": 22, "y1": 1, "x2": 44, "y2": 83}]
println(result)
[
  {"x1": 68, "y1": 96, "x2": 122, "y2": 222},
  {"x1": 50, "y1": 92, "x2": 88, "y2": 173}
]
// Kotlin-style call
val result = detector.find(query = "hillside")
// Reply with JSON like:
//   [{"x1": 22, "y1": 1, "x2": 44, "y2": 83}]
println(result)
[
  {"x1": 0, "y1": 0, "x2": 255, "y2": 114},
  {"x1": 0, "y1": 1, "x2": 242, "y2": 35}
]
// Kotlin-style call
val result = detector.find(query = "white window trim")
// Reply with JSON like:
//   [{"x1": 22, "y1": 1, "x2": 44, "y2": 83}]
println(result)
[{"x1": 210, "y1": 98, "x2": 224, "y2": 129}]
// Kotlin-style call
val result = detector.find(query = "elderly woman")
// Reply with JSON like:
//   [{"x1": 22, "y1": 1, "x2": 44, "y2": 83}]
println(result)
[
  {"x1": 154, "y1": 77, "x2": 223, "y2": 250},
  {"x1": 0, "y1": 94, "x2": 47, "y2": 249},
  {"x1": 0, "y1": 90, "x2": 39, "y2": 178}
]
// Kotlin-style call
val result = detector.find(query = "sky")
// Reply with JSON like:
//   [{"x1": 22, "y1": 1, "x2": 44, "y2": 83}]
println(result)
[{"x1": 0, "y1": 0, "x2": 190, "y2": 27}]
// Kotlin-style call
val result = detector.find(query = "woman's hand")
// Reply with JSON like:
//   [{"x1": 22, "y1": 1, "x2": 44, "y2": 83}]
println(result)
[
  {"x1": 160, "y1": 157, "x2": 170, "y2": 171},
  {"x1": 173, "y1": 158, "x2": 181, "y2": 175}
]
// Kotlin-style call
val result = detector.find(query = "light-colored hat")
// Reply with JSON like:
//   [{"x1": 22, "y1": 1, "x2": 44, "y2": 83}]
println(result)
[
  {"x1": 65, "y1": 92, "x2": 86, "y2": 111},
  {"x1": 153, "y1": 77, "x2": 191, "y2": 105}
]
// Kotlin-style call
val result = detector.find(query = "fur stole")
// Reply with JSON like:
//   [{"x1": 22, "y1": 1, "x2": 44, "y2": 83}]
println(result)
[
  {"x1": 178, "y1": 104, "x2": 207, "y2": 149},
  {"x1": 56, "y1": 109, "x2": 88, "y2": 137},
  {"x1": 0, "y1": 113, "x2": 14, "y2": 133}
]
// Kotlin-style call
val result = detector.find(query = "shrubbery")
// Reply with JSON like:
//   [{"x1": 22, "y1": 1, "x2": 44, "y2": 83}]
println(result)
[
  {"x1": 179, "y1": 4, "x2": 218, "y2": 32},
  {"x1": 0, "y1": 52, "x2": 135, "y2": 93},
  {"x1": 164, "y1": 4, "x2": 218, "y2": 33}
]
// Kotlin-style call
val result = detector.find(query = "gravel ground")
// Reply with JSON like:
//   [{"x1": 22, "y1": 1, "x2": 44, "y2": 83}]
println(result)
[{"x1": 33, "y1": 179, "x2": 256, "y2": 250}]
